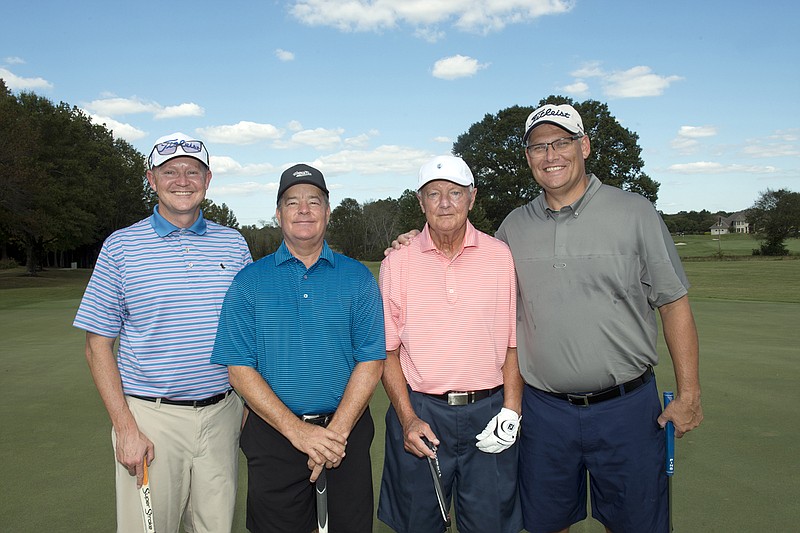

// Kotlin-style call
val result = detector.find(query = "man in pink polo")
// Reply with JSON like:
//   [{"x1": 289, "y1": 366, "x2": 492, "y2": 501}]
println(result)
[{"x1": 377, "y1": 155, "x2": 523, "y2": 533}]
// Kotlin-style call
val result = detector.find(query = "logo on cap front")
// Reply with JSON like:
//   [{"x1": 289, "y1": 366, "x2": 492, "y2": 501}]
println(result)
[
  {"x1": 294, "y1": 170, "x2": 313, "y2": 178},
  {"x1": 531, "y1": 108, "x2": 571, "y2": 123}
]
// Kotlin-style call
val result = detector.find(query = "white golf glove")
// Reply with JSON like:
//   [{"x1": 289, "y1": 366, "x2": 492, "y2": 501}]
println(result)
[{"x1": 475, "y1": 407, "x2": 521, "y2": 453}]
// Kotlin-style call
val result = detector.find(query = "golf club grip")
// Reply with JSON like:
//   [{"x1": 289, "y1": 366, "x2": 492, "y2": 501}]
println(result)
[
  {"x1": 664, "y1": 391, "x2": 675, "y2": 476},
  {"x1": 316, "y1": 468, "x2": 328, "y2": 533},
  {"x1": 139, "y1": 461, "x2": 156, "y2": 533},
  {"x1": 423, "y1": 439, "x2": 451, "y2": 527}
]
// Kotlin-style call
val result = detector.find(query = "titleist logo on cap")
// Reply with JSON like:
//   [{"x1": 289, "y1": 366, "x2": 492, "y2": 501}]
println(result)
[
  {"x1": 531, "y1": 108, "x2": 571, "y2": 122},
  {"x1": 293, "y1": 170, "x2": 313, "y2": 178}
]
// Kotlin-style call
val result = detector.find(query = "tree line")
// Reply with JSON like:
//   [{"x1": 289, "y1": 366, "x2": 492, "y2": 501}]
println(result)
[{"x1": 2, "y1": 81, "x2": 796, "y2": 272}]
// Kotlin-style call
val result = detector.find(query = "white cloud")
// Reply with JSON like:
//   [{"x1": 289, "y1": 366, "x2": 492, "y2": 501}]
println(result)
[
  {"x1": 84, "y1": 112, "x2": 147, "y2": 142},
  {"x1": 288, "y1": 120, "x2": 304, "y2": 131},
  {"x1": 344, "y1": 133, "x2": 372, "y2": 147},
  {"x1": 571, "y1": 61, "x2": 604, "y2": 78},
  {"x1": 290, "y1": 127, "x2": 346, "y2": 150},
  {"x1": 0, "y1": 68, "x2": 53, "y2": 90},
  {"x1": 561, "y1": 80, "x2": 589, "y2": 97},
  {"x1": 742, "y1": 143, "x2": 800, "y2": 158},
  {"x1": 433, "y1": 136, "x2": 451, "y2": 143},
  {"x1": 314, "y1": 144, "x2": 432, "y2": 175},
  {"x1": 741, "y1": 129, "x2": 800, "y2": 158},
  {"x1": 3, "y1": 56, "x2": 25, "y2": 65},
  {"x1": 83, "y1": 96, "x2": 204, "y2": 119},
  {"x1": 209, "y1": 156, "x2": 277, "y2": 177},
  {"x1": 275, "y1": 49, "x2": 295, "y2": 61},
  {"x1": 678, "y1": 126, "x2": 717, "y2": 138},
  {"x1": 154, "y1": 103, "x2": 204, "y2": 119},
  {"x1": 414, "y1": 27, "x2": 445, "y2": 43},
  {"x1": 667, "y1": 162, "x2": 779, "y2": 174},
  {"x1": 604, "y1": 66, "x2": 682, "y2": 98},
  {"x1": 289, "y1": 0, "x2": 575, "y2": 35},
  {"x1": 198, "y1": 121, "x2": 283, "y2": 144},
  {"x1": 210, "y1": 181, "x2": 277, "y2": 196},
  {"x1": 670, "y1": 126, "x2": 717, "y2": 153},
  {"x1": 565, "y1": 62, "x2": 682, "y2": 99},
  {"x1": 432, "y1": 55, "x2": 487, "y2": 80}
]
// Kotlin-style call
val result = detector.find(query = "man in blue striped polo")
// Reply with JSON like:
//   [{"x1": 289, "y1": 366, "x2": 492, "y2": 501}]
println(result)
[
  {"x1": 74, "y1": 132, "x2": 252, "y2": 533},
  {"x1": 211, "y1": 164, "x2": 386, "y2": 533}
]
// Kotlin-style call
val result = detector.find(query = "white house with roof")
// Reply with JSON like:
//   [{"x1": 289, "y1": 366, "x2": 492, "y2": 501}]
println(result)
[{"x1": 710, "y1": 211, "x2": 750, "y2": 235}]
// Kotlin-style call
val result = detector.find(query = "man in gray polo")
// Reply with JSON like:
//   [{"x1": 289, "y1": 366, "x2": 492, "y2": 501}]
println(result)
[{"x1": 497, "y1": 103, "x2": 703, "y2": 533}]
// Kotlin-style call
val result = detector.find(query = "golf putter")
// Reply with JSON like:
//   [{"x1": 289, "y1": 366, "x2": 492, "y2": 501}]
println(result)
[
  {"x1": 139, "y1": 460, "x2": 156, "y2": 533},
  {"x1": 422, "y1": 437, "x2": 451, "y2": 531},
  {"x1": 316, "y1": 468, "x2": 329, "y2": 533},
  {"x1": 664, "y1": 391, "x2": 675, "y2": 532}
]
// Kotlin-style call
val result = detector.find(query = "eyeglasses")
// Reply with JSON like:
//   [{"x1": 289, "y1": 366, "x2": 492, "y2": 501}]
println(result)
[
  {"x1": 525, "y1": 134, "x2": 583, "y2": 157},
  {"x1": 153, "y1": 139, "x2": 205, "y2": 156}
]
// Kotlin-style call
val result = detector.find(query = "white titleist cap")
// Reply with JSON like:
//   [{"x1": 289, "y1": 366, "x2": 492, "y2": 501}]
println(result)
[
  {"x1": 148, "y1": 132, "x2": 209, "y2": 169},
  {"x1": 523, "y1": 104, "x2": 585, "y2": 143}
]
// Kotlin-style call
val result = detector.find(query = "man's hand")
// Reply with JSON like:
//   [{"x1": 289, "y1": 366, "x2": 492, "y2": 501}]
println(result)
[
  {"x1": 400, "y1": 415, "x2": 439, "y2": 458},
  {"x1": 384, "y1": 230, "x2": 421, "y2": 256},
  {"x1": 290, "y1": 422, "x2": 348, "y2": 472},
  {"x1": 476, "y1": 408, "x2": 521, "y2": 453},
  {"x1": 114, "y1": 423, "x2": 154, "y2": 488},
  {"x1": 657, "y1": 394, "x2": 703, "y2": 438}
]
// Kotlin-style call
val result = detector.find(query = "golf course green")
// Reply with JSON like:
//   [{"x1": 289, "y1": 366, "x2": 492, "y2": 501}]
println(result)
[{"x1": 1, "y1": 235, "x2": 798, "y2": 531}]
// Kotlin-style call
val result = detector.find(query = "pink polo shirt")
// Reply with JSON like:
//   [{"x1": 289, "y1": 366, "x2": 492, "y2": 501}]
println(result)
[{"x1": 379, "y1": 220, "x2": 517, "y2": 394}]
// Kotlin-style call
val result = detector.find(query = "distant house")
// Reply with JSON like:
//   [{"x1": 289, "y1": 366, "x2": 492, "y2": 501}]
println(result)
[{"x1": 710, "y1": 211, "x2": 750, "y2": 235}]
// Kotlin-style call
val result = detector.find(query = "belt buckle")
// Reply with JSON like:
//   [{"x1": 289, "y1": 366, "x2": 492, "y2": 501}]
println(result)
[
  {"x1": 567, "y1": 394, "x2": 590, "y2": 407},
  {"x1": 447, "y1": 392, "x2": 469, "y2": 406},
  {"x1": 302, "y1": 414, "x2": 330, "y2": 427}
]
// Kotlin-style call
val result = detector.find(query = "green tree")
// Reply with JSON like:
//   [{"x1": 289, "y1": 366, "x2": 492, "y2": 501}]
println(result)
[
  {"x1": 453, "y1": 96, "x2": 660, "y2": 230},
  {"x1": 328, "y1": 197, "x2": 365, "y2": 258},
  {"x1": 201, "y1": 199, "x2": 239, "y2": 228},
  {"x1": 239, "y1": 223, "x2": 281, "y2": 261},
  {"x1": 0, "y1": 83, "x2": 149, "y2": 273},
  {"x1": 362, "y1": 198, "x2": 400, "y2": 260},
  {"x1": 395, "y1": 189, "x2": 427, "y2": 233},
  {"x1": 747, "y1": 189, "x2": 800, "y2": 256}
]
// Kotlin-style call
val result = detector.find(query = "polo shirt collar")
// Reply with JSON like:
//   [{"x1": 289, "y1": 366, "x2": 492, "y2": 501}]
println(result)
[
  {"x1": 150, "y1": 205, "x2": 208, "y2": 237},
  {"x1": 274, "y1": 240, "x2": 336, "y2": 268},
  {"x1": 418, "y1": 219, "x2": 479, "y2": 253},
  {"x1": 536, "y1": 173, "x2": 602, "y2": 218}
]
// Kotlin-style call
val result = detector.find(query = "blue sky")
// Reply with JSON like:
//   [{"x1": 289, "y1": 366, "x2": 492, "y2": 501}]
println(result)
[{"x1": 3, "y1": 0, "x2": 799, "y2": 226}]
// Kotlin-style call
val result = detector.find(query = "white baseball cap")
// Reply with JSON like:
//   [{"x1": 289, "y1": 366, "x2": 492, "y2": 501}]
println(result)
[
  {"x1": 417, "y1": 155, "x2": 474, "y2": 191},
  {"x1": 523, "y1": 104, "x2": 585, "y2": 144},
  {"x1": 148, "y1": 132, "x2": 209, "y2": 169}
]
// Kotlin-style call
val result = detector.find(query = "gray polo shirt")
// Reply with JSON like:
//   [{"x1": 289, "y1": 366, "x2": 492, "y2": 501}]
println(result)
[{"x1": 496, "y1": 174, "x2": 689, "y2": 393}]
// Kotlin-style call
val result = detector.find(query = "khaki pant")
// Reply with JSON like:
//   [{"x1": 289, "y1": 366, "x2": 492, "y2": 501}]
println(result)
[{"x1": 112, "y1": 392, "x2": 243, "y2": 533}]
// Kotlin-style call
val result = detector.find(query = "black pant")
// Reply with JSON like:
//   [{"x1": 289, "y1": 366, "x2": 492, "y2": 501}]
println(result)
[{"x1": 240, "y1": 407, "x2": 375, "y2": 533}]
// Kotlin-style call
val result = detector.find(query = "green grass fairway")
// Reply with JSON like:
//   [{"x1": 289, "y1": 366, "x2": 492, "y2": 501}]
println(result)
[
  {"x1": 670, "y1": 234, "x2": 800, "y2": 258},
  {"x1": 1, "y1": 261, "x2": 798, "y2": 532}
]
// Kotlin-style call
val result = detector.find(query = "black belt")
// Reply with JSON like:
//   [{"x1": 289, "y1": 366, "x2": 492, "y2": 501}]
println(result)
[
  {"x1": 424, "y1": 385, "x2": 503, "y2": 406},
  {"x1": 301, "y1": 413, "x2": 334, "y2": 427},
  {"x1": 130, "y1": 389, "x2": 232, "y2": 408},
  {"x1": 544, "y1": 367, "x2": 653, "y2": 407}
]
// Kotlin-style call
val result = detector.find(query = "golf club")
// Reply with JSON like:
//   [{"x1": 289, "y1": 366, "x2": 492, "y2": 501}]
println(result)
[
  {"x1": 422, "y1": 437, "x2": 451, "y2": 531},
  {"x1": 316, "y1": 468, "x2": 328, "y2": 533},
  {"x1": 664, "y1": 391, "x2": 675, "y2": 532},
  {"x1": 139, "y1": 460, "x2": 155, "y2": 533}
]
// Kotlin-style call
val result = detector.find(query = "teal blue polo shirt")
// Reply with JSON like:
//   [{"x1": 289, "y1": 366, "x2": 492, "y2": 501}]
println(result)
[{"x1": 211, "y1": 241, "x2": 386, "y2": 415}]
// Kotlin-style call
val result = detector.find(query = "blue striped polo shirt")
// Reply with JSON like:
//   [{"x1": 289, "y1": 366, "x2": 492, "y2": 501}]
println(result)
[
  {"x1": 211, "y1": 241, "x2": 386, "y2": 415},
  {"x1": 73, "y1": 206, "x2": 252, "y2": 400}
]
